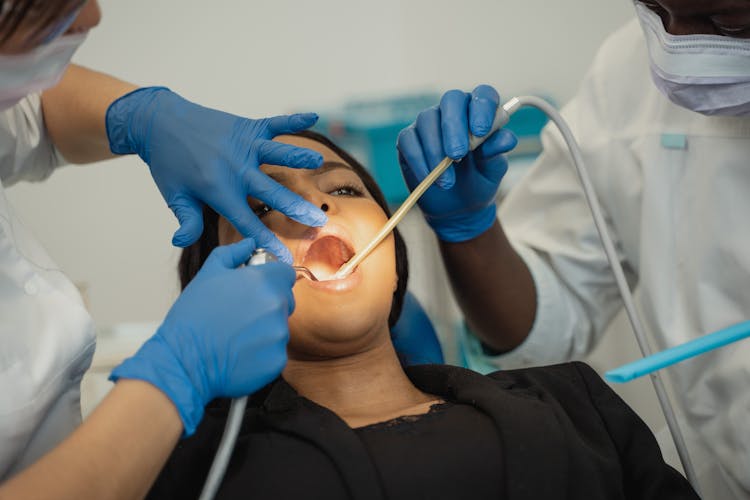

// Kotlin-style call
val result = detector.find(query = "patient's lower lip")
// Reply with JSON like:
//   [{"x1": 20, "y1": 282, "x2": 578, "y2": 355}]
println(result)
[{"x1": 302, "y1": 266, "x2": 361, "y2": 292}]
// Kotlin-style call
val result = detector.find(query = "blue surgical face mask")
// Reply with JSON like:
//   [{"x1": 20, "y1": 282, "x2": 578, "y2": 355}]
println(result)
[{"x1": 635, "y1": 2, "x2": 750, "y2": 116}]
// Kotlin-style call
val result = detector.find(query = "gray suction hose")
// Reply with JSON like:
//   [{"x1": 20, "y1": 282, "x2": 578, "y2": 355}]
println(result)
[
  {"x1": 509, "y1": 96, "x2": 700, "y2": 494},
  {"x1": 198, "y1": 249, "x2": 277, "y2": 500}
]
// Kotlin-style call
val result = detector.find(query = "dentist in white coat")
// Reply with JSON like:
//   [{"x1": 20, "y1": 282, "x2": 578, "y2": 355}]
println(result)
[
  {"x1": 397, "y1": 1, "x2": 750, "y2": 499},
  {"x1": 0, "y1": 1, "x2": 329, "y2": 498}
]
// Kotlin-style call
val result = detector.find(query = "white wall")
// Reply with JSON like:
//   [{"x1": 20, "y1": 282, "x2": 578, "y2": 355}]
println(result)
[{"x1": 7, "y1": 0, "x2": 635, "y2": 327}]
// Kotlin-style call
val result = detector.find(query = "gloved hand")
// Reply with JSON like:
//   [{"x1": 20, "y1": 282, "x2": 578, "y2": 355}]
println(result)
[
  {"x1": 105, "y1": 87, "x2": 327, "y2": 263},
  {"x1": 110, "y1": 238, "x2": 295, "y2": 436},
  {"x1": 396, "y1": 85, "x2": 517, "y2": 242}
]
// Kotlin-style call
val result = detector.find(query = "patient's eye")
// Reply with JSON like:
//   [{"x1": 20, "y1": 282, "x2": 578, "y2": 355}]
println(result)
[
  {"x1": 330, "y1": 184, "x2": 364, "y2": 197},
  {"x1": 252, "y1": 181, "x2": 366, "y2": 219},
  {"x1": 254, "y1": 204, "x2": 272, "y2": 218}
]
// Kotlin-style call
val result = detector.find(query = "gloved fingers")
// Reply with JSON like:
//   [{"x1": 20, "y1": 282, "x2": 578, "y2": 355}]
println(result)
[
  {"x1": 202, "y1": 237, "x2": 258, "y2": 272},
  {"x1": 397, "y1": 125, "x2": 442, "y2": 189},
  {"x1": 397, "y1": 151, "x2": 420, "y2": 190},
  {"x1": 245, "y1": 260, "x2": 297, "y2": 294},
  {"x1": 226, "y1": 352, "x2": 288, "y2": 399},
  {"x1": 248, "y1": 225, "x2": 294, "y2": 265},
  {"x1": 169, "y1": 195, "x2": 205, "y2": 248},
  {"x1": 257, "y1": 139, "x2": 323, "y2": 170},
  {"x1": 207, "y1": 190, "x2": 295, "y2": 263},
  {"x1": 415, "y1": 106, "x2": 455, "y2": 190},
  {"x1": 439, "y1": 90, "x2": 471, "y2": 160},
  {"x1": 227, "y1": 334, "x2": 289, "y2": 398},
  {"x1": 478, "y1": 128, "x2": 518, "y2": 158},
  {"x1": 469, "y1": 85, "x2": 500, "y2": 138},
  {"x1": 249, "y1": 262, "x2": 297, "y2": 312},
  {"x1": 473, "y1": 152, "x2": 509, "y2": 185},
  {"x1": 245, "y1": 168, "x2": 328, "y2": 231},
  {"x1": 266, "y1": 112, "x2": 319, "y2": 136}
]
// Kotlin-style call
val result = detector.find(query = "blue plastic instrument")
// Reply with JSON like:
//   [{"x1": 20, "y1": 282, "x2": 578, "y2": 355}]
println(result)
[{"x1": 605, "y1": 320, "x2": 750, "y2": 383}]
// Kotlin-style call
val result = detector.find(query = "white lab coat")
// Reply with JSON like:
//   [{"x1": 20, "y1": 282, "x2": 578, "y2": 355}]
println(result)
[
  {"x1": 460, "y1": 18, "x2": 750, "y2": 500},
  {"x1": 0, "y1": 94, "x2": 95, "y2": 480}
]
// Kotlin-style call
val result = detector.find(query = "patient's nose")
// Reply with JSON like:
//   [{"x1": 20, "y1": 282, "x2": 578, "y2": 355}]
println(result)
[{"x1": 305, "y1": 190, "x2": 338, "y2": 215}]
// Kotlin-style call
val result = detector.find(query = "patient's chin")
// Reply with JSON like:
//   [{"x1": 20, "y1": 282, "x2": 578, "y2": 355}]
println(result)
[
  {"x1": 287, "y1": 307, "x2": 388, "y2": 359},
  {"x1": 287, "y1": 329, "x2": 375, "y2": 360},
  {"x1": 287, "y1": 235, "x2": 396, "y2": 358}
]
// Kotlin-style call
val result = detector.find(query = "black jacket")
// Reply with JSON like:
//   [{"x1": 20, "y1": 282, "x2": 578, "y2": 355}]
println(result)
[{"x1": 149, "y1": 362, "x2": 697, "y2": 499}]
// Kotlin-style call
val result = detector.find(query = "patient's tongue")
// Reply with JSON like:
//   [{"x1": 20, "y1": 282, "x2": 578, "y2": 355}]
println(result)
[{"x1": 303, "y1": 236, "x2": 353, "y2": 280}]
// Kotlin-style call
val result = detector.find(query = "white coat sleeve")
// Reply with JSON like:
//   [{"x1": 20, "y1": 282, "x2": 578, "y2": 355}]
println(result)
[
  {"x1": 461, "y1": 30, "x2": 640, "y2": 370},
  {"x1": 0, "y1": 93, "x2": 67, "y2": 187}
]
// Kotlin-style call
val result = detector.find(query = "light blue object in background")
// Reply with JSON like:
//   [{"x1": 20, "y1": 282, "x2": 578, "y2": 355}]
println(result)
[
  {"x1": 316, "y1": 94, "x2": 437, "y2": 205},
  {"x1": 391, "y1": 291, "x2": 444, "y2": 366},
  {"x1": 314, "y1": 93, "x2": 552, "y2": 206},
  {"x1": 605, "y1": 320, "x2": 750, "y2": 383},
  {"x1": 660, "y1": 133, "x2": 688, "y2": 150}
]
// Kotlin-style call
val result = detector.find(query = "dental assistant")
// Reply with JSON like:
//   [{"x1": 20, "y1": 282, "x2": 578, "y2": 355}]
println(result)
[
  {"x1": 397, "y1": 1, "x2": 750, "y2": 499},
  {"x1": 0, "y1": 1, "x2": 326, "y2": 498}
]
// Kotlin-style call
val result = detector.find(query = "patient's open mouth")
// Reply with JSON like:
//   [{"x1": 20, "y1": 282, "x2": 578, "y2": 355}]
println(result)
[{"x1": 301, "y1": 236, "x2": 355, "y2": 281}]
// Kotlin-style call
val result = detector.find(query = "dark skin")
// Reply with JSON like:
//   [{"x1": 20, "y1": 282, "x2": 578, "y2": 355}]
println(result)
[
  {"x1": 641, "y1": 0, "x2": 750, "y2": 37},
  {"x1": 439, "y1": 0, "x2": 750, "y2": 354},
  {"x1": 439, "y1": 221, "x2": 536, "y2": 352}
]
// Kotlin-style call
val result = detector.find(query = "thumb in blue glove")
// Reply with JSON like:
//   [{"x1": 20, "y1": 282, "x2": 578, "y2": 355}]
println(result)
[
  {"x1": 396, "y1": 85, "x2": 517, "y2": 242},
  {"x1": 105, "y1": 87, "x2": 328, "y2": 263},
  {"x1": 110, "y1": 238, "x2": 295, "y2": 436}
]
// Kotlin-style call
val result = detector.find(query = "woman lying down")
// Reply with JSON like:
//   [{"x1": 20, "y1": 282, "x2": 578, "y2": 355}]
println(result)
[{"x1": 148, "y1": 131, "x2": 698, "y2": 500}]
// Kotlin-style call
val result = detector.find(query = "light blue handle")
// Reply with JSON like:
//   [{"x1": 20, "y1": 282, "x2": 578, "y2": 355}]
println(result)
[{"x1": 605, "y1": 320, "x2": 750, "y2": 383}]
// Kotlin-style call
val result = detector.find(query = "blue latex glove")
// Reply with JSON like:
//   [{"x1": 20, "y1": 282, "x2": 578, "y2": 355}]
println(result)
[
  {"x1": 106, "y1": 87, "x2": 327, "y2": 263},
  {"x1": 110, "y1": 238, "x2": 295, "y2": 436},
  {"x1": 396, "y1": 85, "x2": 517, "y2": 242}
]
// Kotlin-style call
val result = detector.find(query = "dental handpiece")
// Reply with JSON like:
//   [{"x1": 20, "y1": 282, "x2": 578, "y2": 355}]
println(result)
[
  {"x1": 249, "y1": 250, "x2": 318, "y2": 281},
  {"x1": 199, "y1": 248, "x2": 277, "y2": 500},
  {"x1": 247, "y1": 251, "x2": 318, "y2": 281},
  {"x1": 333, "y1": 97, "x2": 522, "y2": 279}
]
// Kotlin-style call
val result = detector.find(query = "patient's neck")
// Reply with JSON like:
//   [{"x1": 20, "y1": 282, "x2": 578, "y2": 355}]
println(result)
[{"x1": 283, "y1": 332, "x2": 440, "y2": 428}]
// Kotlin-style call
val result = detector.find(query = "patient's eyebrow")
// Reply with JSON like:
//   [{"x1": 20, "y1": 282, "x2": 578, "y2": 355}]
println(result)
[
  {"x1": 265, "y1": 161, "x2": 354, "y2": 185},
  {"x1": 311, "y1": 161, "x2": 354, "y2": 176}
]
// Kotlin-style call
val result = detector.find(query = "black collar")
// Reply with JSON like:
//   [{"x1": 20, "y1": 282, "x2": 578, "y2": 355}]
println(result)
[{"x1": 247, "y1": 364, "x2": 568, "y2": 500}]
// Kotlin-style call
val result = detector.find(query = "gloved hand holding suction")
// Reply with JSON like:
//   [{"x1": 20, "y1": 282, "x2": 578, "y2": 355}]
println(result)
[
  {"x1": 396, "y1": 85, "x2": 517, "y2": 243},
  {"x1": 110, "y1": 238, "x2": 296, "y2": 435}
]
